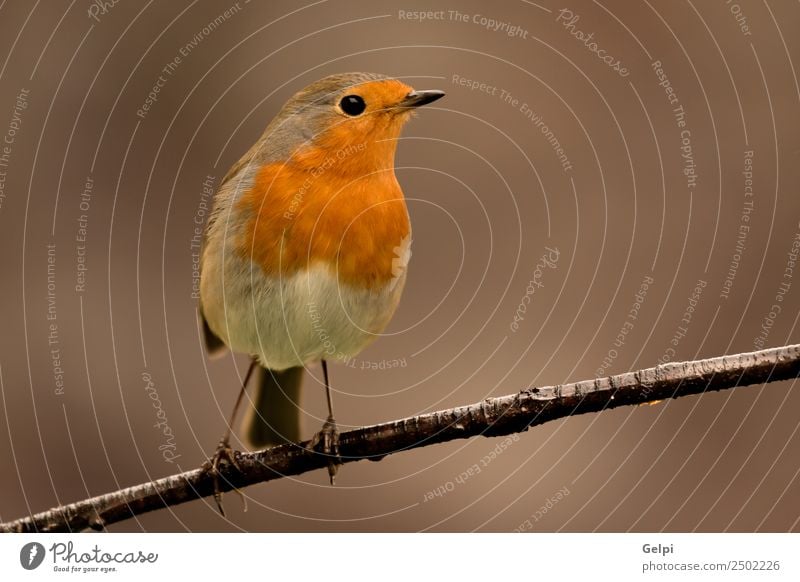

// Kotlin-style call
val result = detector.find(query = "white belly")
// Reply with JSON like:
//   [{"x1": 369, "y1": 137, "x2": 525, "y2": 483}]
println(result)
[{"x1": 201, "y1": 257, "x2": 405, "y2": 370}]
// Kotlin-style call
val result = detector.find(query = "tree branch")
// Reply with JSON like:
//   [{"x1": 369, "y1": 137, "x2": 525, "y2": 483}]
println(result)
[{"x1": 2, "y1": 344, "x2": 798, "y2": 533}]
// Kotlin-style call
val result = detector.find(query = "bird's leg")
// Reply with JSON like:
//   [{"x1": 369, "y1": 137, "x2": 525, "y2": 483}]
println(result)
[
  {"x1": 306, "y1": 359, "x2": 341, "y2": 484},
  {"x1": 202, "y1": 358, "x2": 256, "y2": 515}
]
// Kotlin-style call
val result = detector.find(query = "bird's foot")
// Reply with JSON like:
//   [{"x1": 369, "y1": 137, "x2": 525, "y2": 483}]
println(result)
[
  {"x1": 202, "y1": 438, "x2": 247, "y2": 516},
  {"x1": 306, "y1": 415, "x2": 341, "y2": 485}
]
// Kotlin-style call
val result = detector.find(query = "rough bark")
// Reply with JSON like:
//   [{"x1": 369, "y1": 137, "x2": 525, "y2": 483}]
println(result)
[{"x1": 1, "y1": 344, "x2": 797, "y2": 533}]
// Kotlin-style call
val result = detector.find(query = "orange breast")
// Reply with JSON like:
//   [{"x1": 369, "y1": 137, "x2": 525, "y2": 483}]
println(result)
[{"x1": 236, "y1": 154, "x2": 410, "y2": 290}]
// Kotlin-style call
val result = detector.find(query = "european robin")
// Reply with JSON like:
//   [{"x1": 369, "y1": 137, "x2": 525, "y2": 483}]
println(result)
[{"x1": 198, "y1": 72, "x2": 444, "y2": 503}]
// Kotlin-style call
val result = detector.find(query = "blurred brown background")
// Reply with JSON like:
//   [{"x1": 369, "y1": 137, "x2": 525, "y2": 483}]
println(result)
[{"x1": 0, "y1": 0, "x2": 798, "y2": 532}]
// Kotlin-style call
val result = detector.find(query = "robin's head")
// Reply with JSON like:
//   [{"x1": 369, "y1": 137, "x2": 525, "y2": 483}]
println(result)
[{"x1": 267, "y1": 73, "x2": 444, "y2": 171}]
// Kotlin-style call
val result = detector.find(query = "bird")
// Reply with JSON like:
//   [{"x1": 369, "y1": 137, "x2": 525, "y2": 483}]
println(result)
[{"x1": 198, "y1": 72, "x2": 444, "y2": 508}]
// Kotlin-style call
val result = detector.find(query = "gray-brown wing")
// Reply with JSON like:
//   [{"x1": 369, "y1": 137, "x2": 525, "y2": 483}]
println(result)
[
  {"x1": 199, "y1": 301, "x2": 227, "y2": 357},
  {"x1": 196, "y1": 139, "x2": 261, "y2": 358}
]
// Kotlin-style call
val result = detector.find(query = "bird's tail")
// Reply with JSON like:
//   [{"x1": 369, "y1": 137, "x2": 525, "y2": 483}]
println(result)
[{"x1": 241, "y1": 365, "x2": 304, "y2": 448}]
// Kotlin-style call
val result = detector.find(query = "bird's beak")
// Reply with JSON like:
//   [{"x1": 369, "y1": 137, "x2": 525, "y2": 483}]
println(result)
[{"x1": 398, "y1": 90, "x2": 445, "y2": 109}]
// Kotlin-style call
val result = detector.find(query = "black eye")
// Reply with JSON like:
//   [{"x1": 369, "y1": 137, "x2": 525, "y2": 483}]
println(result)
[{"x1": 340, "y1": 95, "x2": 366, "y2": 116}]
